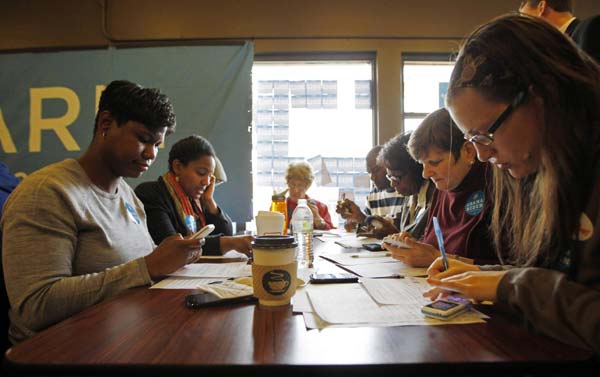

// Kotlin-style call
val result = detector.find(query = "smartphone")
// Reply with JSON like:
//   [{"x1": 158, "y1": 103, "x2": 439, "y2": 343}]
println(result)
[
  {"x1": 309, "y1": 273, "x2": 359, "y2": 284},
  {"x1": 190, "y1": 224, "x2": 215, "y2": 240},
  {"x1": 185, "y1": 292, "x2": 257, "y2": 308},
  {"x1": 382, "y1": 236, "x2": 409, "y2": 249},
  {"x1": 421, "y1": 297, "x2": 471, "y2": 320},
  {"x1": 362, "y1": 243, "x2": 385, "y2": 251}
]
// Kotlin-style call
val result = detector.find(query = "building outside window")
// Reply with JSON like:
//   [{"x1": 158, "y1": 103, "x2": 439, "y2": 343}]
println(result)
[
  {"x1": 403, "y1": 53, "x2": 455, "y2": 133},
  {"x1": 252, "y1": 58, "x2": 375, "y2": 228}
]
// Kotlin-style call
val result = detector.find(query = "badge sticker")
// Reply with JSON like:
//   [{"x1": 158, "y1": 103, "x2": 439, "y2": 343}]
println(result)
[
  {"x1": 125, "y1": 202, "x2": 141, "y2": 225},
  {"x1": 185, "y1": 215, "x2": 197, "y2": 233},
  {"x1": 465, "y1": 191, "x2": 485, "y2": 216}
]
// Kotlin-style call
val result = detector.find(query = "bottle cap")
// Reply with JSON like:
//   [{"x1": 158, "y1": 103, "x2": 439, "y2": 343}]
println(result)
[{"x1": 271, "y1": 188, "x2": 288, "y2": 201}]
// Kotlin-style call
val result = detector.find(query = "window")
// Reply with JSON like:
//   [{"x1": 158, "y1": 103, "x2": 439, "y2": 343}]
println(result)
[
  {"x1": 402, "y1": 53, "x2": 455, "y2": 133},
  {"x1": 252, "y1": 57, "x2": 375, "y2": 227}
]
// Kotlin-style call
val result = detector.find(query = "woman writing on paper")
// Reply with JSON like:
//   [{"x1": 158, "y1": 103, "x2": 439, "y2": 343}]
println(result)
[
  {"x1": 426, "y1": 14, "x2": 600, "y2": 352},
  {"x1": 383, "y1": 109, "x2": 498, "y2": 267}
]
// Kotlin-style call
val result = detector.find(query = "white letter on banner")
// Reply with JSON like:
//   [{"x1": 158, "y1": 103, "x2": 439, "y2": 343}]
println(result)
[
  {"x1": 29, "y1": 87, "x2": 80, "y2": 152},
  {"x1": 0, "y1": 109, "x2": 17, "y2": 153}
]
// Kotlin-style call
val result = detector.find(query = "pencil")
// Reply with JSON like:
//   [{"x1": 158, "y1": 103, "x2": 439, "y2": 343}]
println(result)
[{"x1": 432, "y1": 216, "x2": 449, "y2": 271}]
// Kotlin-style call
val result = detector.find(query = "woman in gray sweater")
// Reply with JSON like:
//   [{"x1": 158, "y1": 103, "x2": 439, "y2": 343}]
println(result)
[{"x1": 1, "y1": 80, "x2": 203, "y2": 344}]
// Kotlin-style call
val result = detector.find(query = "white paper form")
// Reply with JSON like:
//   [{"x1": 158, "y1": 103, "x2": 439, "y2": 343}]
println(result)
[
  {"x1": 168, "y1": 262, "x2": 251, "y2": 278},
  {"x1": 333, "y1": 236, "x2": 380, "y2": 249},
  {"x1": 292, "y1": 287, "x2": 313, "y2": 313},
  {"x1": 320, "y1": 252, "x2": 396, "y2": 266},
  {"x1": 305, "y1": 282, "x2": 486, "y2": 327},
  {"x1": 342, "y1": 261, "x2": 427, "y2": 278},
  {"x1": 151, "y1": 278, "x2": 220, "y2": 289},
  {"x1": 361, "y1": 277, "x2": 431, "y2": 304}
]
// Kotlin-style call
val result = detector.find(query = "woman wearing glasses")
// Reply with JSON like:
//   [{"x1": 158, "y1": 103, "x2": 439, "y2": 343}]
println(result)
[
  {"x1": 383, "y1": 109, "x2": 498, "y2": 267},
  {"x1": 135, "y1": 135, "x2": 253, "y2": 256},
  {"x1": 426, "y1": 14, "x2": 600, "y2": 352},
  {"x1": 379, "y1": 132, "x2": 434, "y2": 240}
]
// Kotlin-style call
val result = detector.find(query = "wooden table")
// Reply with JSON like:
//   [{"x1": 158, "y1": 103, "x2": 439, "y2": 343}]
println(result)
[{"x1": 2, "y1": 240, "x2": 594, "y2": 376}]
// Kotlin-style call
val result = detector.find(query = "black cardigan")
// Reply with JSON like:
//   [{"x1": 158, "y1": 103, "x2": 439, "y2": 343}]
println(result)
[{"x1": 135, "y1": 177, "x2": 233, "y2": 255}]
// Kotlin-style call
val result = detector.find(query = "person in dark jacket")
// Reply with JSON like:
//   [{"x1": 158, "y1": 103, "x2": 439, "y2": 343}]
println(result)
[
  {"x1": 136, "y1": 135, "x2": 252, "y2": 256},
  {"x1": 0, "y1": 163, "x2": 19, "y2": 219}
]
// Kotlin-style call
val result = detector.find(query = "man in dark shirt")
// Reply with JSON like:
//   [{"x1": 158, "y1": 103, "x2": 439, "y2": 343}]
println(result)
[{"x1": 519, "y1": 0, "x2": 600, "y2": 62}]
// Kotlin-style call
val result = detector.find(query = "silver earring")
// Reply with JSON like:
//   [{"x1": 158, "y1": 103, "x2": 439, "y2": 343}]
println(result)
[{"x1": 175, "y1": 176, "x2": 180, "y2": 182}]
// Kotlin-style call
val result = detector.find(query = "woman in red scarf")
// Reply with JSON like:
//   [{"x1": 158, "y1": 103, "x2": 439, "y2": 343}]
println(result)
[{"x1": 136, "y1": 135, "x2": 252, "y2": 256}]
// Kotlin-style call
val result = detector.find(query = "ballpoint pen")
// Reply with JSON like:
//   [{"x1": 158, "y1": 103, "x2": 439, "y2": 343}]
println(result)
[
  {"x1": 366, "y1": 274, "x2": 404, "y2": 279},
  {"x1": 432, "y1": 216, "x2": 449, "y2": 271}
]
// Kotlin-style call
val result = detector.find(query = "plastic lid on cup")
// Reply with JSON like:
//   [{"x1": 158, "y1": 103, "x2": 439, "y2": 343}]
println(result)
[{"x1": 252, "y1": 235, "x2": 298, "y2": 249}]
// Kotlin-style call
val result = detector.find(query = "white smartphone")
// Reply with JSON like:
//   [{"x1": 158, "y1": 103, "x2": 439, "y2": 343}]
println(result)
[
  {"x1": 190, "y1": 224, "x2": 215, "y2": 240},
  {"x1": 382, "y1": 236, "x2": 409, "y2": 249},
  {"x1": 421, "y1": 297, "x2": 471, "y2": 320}
]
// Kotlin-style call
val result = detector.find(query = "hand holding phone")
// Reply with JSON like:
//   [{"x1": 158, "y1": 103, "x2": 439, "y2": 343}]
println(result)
[
  {"x1": 362, "y1": 243, "x2": 385, "y2": 251},
  {"x1": 309, "y1": 273, "x2": 359, "y2": 284},
  {"x1": 190, "y1": 224, "x2": 215, "y2": 240},
  {"x1": 421, "y1": 296, "x2": 471, "y2": 320},
  {"x1": 185, "y1": 292, "x2": 257, "y2": 308}
]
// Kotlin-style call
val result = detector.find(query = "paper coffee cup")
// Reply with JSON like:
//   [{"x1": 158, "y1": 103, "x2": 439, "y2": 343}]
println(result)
[{"x1": 251, "y1": 236, "x2": 298, "y2": 306}]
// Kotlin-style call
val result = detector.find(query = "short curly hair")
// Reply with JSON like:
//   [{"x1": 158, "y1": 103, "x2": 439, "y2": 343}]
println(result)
[
  {"x1": 94, "y1": 80, "x2": 176, "y2": 136},
  {"x1": 168, "y1": 135, "x2": 216, "y2": 172},
  {"x1": 285, "y1": 162, "x2": 314, "y2": 186}
]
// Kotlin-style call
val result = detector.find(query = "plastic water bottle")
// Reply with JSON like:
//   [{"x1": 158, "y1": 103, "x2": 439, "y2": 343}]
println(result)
[{"x1": 291, "y1": 199, "x2": 314, "y2": 267}]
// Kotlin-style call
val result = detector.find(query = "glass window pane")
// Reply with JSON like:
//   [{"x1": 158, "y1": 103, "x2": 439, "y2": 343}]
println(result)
[
  {"x1": 252, "y1": 61, "x2": 374, "y2": 227},
  {"x1": 404, "y1": 118, "x2": 425, "y2": 133},
  {"x1": 403, "y1": 62, "x2": 454, "y2": 114}
]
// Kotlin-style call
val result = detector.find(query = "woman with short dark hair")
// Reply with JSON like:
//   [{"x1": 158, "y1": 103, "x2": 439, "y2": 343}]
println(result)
[
  {"x1": 136, "y1": 135, "x2": 253, "y2": 255},
  {"x1": 383, "y1": 108, "x2": 498, "y2": 267}
]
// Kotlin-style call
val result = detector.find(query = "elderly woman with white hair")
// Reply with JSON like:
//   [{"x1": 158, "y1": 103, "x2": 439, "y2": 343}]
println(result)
[{"x1": 285, "y1": 162, "x2": 334, "y2": 230}]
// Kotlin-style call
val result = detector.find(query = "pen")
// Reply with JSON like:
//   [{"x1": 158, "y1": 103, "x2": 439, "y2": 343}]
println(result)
[
  {"x1": 351, "y1": 253, "x2": 391, "y2": 258},
  {"x1": 367, "y1": 274, "x2": 404, "y2": 279},
  {"x1": 432, "y1": 216, "x2": 449, "y2": 271}
]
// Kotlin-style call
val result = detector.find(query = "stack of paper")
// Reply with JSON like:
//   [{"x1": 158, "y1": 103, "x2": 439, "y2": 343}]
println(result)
[
  {"x1": 293, "y1": 278, "x2": 487, "y2": 329},
  {"x1": 150, "y1": 263, "x2": 251, "y2": 290}
]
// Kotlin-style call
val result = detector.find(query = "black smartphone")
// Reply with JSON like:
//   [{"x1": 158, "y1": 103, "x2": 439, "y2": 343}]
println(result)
[
  {"x1": 185, "y1": 292, "x2": 257, "y2": 308},
  {"x1": 362, "y1": 243, "x2": 384, "y2": 251},
  {"x1": 309, "y1": 273, "x2": 359, "y2": 284}
]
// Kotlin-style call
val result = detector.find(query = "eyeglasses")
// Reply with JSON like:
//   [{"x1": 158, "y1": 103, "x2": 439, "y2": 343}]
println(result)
[
  {"x1": 386, "y1": 173, "x2": 403, "y2": 183},
  {"x1": 464, "y1": 90, "x2": 527, "y2": 146},
  {"x1": 287, "y1": 181, "x2": 309, "y2": 190}
]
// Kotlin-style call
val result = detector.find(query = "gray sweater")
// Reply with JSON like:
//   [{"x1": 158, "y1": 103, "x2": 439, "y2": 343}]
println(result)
[{"x1": 1, "y1": 159, "x2": 153, "y2": 343}]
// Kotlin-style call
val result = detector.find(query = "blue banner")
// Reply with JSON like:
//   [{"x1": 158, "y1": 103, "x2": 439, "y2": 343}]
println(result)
[{"x1": 0, "y1": 44, "x2": 253, "y2": 223}]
